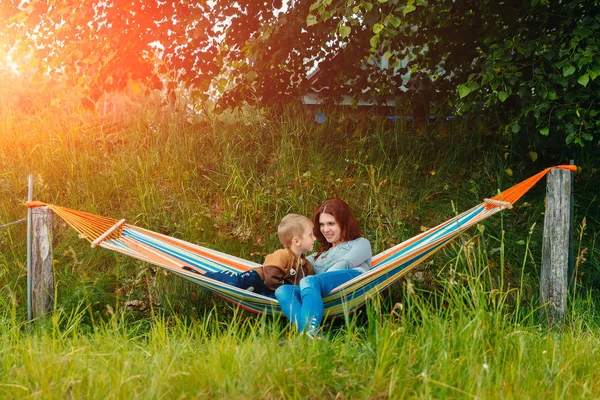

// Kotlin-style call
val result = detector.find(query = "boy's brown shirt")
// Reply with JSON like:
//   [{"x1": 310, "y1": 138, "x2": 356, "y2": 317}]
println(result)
[{"x1": 253, "y1": 248, "x2": 313, "y2": 293}]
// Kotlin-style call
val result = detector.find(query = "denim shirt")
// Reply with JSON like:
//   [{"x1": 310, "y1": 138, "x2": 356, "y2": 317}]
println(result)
[{"x1": 306, "y1": 237, "x2": 372, "y2": 275}]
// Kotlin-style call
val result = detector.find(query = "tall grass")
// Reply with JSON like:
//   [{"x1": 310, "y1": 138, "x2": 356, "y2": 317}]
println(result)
[
  {"x1": 1, "y1": 104, "x2": 599, "y2": 398},
  {"x1": 2, "y1": 238, "x2": 600, "y2": 398}
]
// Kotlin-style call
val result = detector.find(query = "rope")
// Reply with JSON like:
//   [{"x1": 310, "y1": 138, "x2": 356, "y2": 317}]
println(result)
[
  {"x1": 26, "y1": 201, "x2": 124, "y2": 243},
  {"x1": 0, "y1": 217, "x2": 27, "y2": 229},
  {"x1": 486, "y1": 165, "x2": 576, "y2": 209}
]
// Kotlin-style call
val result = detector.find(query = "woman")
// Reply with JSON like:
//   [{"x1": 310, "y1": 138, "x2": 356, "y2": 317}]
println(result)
[{"x1": 275, "y1": 199, "x2": 372, "y2": 335}]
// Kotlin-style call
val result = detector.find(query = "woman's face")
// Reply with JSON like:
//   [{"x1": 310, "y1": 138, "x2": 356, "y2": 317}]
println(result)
[{"x1": 319, "y1": 212, "x2": 342, "y2": 247}]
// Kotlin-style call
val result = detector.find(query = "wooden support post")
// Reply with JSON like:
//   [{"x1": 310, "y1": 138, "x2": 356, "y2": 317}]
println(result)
[
  {"x1": 568, "y1": 159, "x2": 575, "y2": 292},
  {"x1": 540, "y1": 168, "x2": 572, "y2": 326},
  {"x1": 31, "y1": 206, "x2": 54, "y2": 318},
  {"x1": 27, "y1": 174, "x2": 33, "y2": 322}
]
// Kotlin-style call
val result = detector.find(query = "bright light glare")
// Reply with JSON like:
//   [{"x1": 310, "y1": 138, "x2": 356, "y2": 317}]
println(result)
[{"x1": 0, "y1": 47, "x2": 22, "y2": 76}]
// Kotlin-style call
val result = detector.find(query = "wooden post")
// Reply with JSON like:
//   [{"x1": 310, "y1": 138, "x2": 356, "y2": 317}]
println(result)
[
  {"x1": 540, "y1": 168, "x2": 572, "y2": 325},
  {"x1": 31, "y1": 206, "x2": 54, "y2": 318},
  {"x1": 568, "y1": 159, "x2": 575, "y2": 292},
  {"x1": 27, "y1": 174, "x2": 33, "y2": 322}
]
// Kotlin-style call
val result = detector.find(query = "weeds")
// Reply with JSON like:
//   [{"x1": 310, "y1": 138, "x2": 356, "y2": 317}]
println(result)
[{"x1": 0, "y1": 104, "x2": 599, "y2": 398}]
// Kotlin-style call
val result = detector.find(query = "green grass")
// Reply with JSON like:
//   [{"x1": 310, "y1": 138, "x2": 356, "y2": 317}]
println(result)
[
  {"x1": 1, "y1": 103, "x2": 599, "y2": 398},
  {"x1": 1, "y1": 276, "x2": 600, "y2": 399}
]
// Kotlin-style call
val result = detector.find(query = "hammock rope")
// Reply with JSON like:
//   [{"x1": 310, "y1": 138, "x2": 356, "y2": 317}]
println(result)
[{"x1": 26, "y1": 165, "x2": 575, "y2": 316}]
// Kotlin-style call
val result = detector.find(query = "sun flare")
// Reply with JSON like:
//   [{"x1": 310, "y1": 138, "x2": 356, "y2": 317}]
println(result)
[{"x1": 0, "y1": 39, "x2": 21, "y2": 76}]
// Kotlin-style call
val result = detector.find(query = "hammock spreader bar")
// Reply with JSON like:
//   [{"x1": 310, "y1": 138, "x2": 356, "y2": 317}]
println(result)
[
  {"x1": 91, "y1": 218, "x2": 126, "y2": 248},
  {"x1": 26, "y1": 165, "x2": 575, "y2": 316},
  {"x1": 483, "y1": 198, "x2": 512, "y2": 209}
]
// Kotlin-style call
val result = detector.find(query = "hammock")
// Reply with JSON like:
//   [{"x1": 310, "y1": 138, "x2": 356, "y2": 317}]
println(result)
[{"x1": 26, "y1": 165, "x2": 575, "y2": 316}]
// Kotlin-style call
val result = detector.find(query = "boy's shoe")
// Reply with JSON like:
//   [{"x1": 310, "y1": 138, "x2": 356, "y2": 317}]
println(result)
[
  {"x1": 302, "y1": 317, "x2": 322, "y2": 340},
  {"x1": 299, "y1": 330, "x2": 322, "y2": 341},
  {"x1": 238, "y1": 270, "x2": 266, "y2": 293}
]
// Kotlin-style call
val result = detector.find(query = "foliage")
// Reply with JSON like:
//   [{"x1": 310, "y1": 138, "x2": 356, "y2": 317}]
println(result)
[
  {"x1": 0, "y1": 0, "x2": 486, "y2": 111},
  {"x1": 3, "y1": 0, "x2": 600, "y2": 148},
  {"x1": 308, "y1": 0, "x2": 600, "y2": 147},
  {"x1": 304, "y1": 0, "x2": 483, "y2": 107},
  {"x1": 1, "y1": 103, "x2": 598, "y2": 323},
  {"x1": 457, "y1": 0, "x2": 600, "y2": 148},
  {"x1": 0, "y1": 0, "x2": 284, "y2": 108},
  {"x1": 0, "y1": 102, "x2": 599, "y2": 396}
]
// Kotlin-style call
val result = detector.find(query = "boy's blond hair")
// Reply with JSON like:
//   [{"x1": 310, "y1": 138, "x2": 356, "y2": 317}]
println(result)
[{"x1": 277, "y1": 214, "x2": 312, "y2": 247}]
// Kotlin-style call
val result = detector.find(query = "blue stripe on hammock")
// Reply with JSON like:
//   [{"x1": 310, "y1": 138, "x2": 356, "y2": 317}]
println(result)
[{"x1": 373, "y1": 204, "x2": 486, "y2": 268}]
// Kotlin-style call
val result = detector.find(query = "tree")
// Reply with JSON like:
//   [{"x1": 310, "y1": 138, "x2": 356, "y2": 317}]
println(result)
[
  {"x1": 458, "y1": 0, "x2": 600, "y2": 147},
  {"x1": 3, "y1": 0, "x2": 599, "y2": 148},
  {"x1": 307, "y1": 0, "x2": 600, "y2": 147},
  {"x1": 3, "y1": 0, "x2": 478, "y2": 113},
  {"x1": 1, "y1": 0, "x2": 284, "y2": 109}
]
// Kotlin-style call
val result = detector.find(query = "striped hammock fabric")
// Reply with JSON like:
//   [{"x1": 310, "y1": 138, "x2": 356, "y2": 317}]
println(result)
[{"x1": 27, "y1": 165, "x2": 575, "y2": 316}]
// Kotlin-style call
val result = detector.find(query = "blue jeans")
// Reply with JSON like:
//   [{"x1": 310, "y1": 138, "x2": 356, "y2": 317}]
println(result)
[
  {"x1": 203, "y1": 269, "x2": 268, "y2": 295},
  {"x1": 275, "y1": 269, "x2": 361, "y2": 332}
]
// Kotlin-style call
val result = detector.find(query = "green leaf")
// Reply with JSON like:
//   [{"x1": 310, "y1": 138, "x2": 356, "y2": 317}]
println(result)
[
  {"x1": 370, "y1": 34, "x2": 380, "y2": 48},
  {"x1": 528, "y1": 151, "x2": 538, "y2": 161},
  {"x1": 563, "y1": 64, "x2": 576, "y2": 77},
  {"x1": 511, "y1": 123, "x2": 521, "y2": 133},
  {"x1": 363, "y1": 2, "x2": 373, "y2": 11},
  {"x1": 565, "y1": 131, "x2": 576, "y2": 145},
  {"x1": 403, "y1": 4, "x2": 416, "y2": 15},
  {"x1": 539, "y1": 127, "x2": 549, "y2": 136},
  {"x1": 582, "y1": 133, "x2": 594, "y2": 141},
  {"x1": 373, "y1": 23, "x2": 384, "y2": 34},
  {"x1": 589, "y1": 69, "x2": 597, "y2": 80},
  {"x1": 339, "y1": 25, "x2": 351, "y2": 38},
  {"x1": 548, "y1": 91, "x2": 557, "y2": 100},
  {"x1": 498, "y1": 91, "x2": 509, "y2": 102},
  {"x1": 388, "y1": 14, "x2": 401, "y2": 28},
  {"x1": 306, "y1": 14, "x2": 318, "y2": 27},
  {"x1": 577, "y1": 74, "x2": 590, "y2": 87},
  {"x1": 458, "y1": 84, "x2": 471, "y2": 98},
  {"x1": 468, "y1": 81, "x2": 480, "y2": 91}
]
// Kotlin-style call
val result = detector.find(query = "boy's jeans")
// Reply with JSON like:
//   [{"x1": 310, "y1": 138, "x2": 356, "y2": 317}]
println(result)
[
  {"x1": 203, "y1": 269, "x2": 268, "y2": 295},
  {"x1": 275, "y1": 269, "x2": 361, "y2": 332}
]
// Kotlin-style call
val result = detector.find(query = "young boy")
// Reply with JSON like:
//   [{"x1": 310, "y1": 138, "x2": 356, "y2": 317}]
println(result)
[{"x1": 202, "y1": 214, "x2": 315, "y2": 296}]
